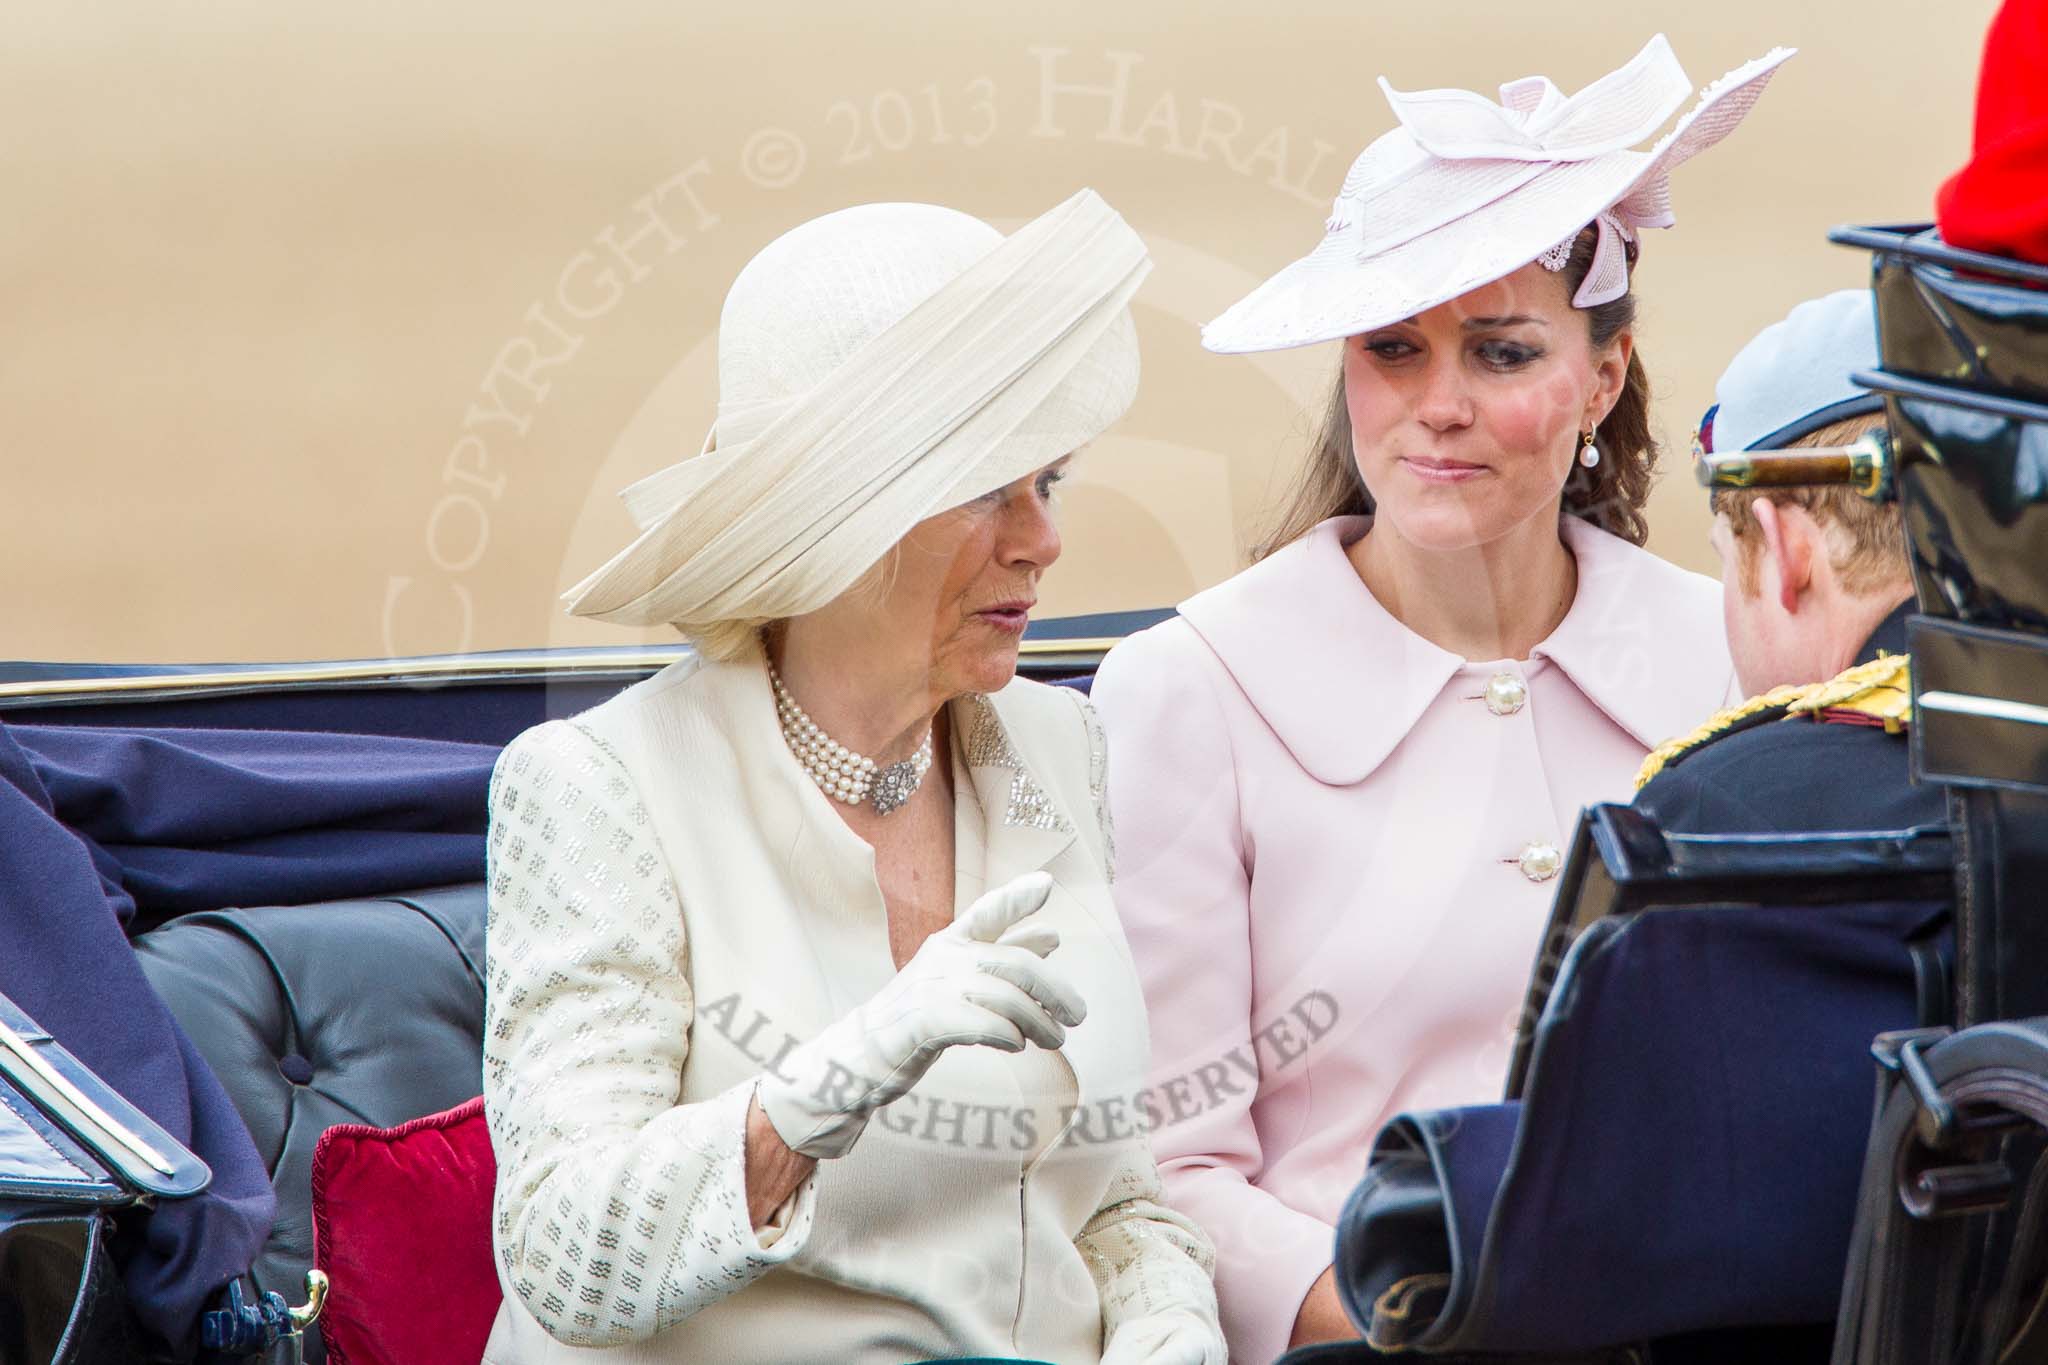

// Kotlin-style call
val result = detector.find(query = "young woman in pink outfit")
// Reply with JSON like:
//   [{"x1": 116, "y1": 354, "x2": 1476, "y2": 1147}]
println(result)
[{"x1": 1090, "y1": 35, "x2": 1792, "y2": 1362}]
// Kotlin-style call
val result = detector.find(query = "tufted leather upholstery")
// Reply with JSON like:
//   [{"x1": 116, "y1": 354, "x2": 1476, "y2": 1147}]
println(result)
[{"x1": 132, "y1": 884, "x2": 488, "y2": 1362}]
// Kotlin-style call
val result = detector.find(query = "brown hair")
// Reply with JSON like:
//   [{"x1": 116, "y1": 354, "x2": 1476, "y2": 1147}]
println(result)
[
  {"x1": 1712, "y1": 411, "x2": 1910, "y2": 597},
  {"x1": 1252, "y1": 224, "x2": 1658, "y2": 561}
]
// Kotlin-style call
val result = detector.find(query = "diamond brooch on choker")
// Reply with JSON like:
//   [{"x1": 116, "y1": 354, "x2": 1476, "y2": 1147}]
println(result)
[{"x1": 769, "y1": 663, "x2": 934, "y2": 815}]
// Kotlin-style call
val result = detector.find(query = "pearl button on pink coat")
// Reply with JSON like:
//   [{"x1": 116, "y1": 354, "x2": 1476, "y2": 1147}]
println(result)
[{"x1": 1090, "y1": 516, "x2": 1737, "y2": 1365}]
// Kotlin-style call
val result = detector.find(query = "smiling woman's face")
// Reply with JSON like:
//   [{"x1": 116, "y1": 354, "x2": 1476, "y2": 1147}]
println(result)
[{"x1": 1344, "y1": 263, "x2": 1629, "y2": 553}]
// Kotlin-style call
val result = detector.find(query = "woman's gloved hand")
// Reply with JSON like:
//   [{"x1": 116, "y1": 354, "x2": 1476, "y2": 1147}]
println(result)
[
  {"x1": 756, "y1": 870, "x2": 1086, "y2": 1159},
  {"x1": 1100, "y1": 1310, "x2": 1227, "y2": 1365}
]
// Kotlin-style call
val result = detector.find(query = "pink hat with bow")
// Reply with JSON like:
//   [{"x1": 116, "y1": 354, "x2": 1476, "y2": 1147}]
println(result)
[{"x1": 1202, "y1": 34, "x2": 1795, "y2": 354}]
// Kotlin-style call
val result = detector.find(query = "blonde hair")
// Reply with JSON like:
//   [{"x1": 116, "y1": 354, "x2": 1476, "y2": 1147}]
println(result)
[
  {"x1": 676, "y1": 544, "x2": 904, "y2": 661},
  {"x1": 1712, "y1": 411, "x2": 1910, "y2": 597},
  {"x1": 680, "y1": 616, "x2": 779, "y2": 663}
]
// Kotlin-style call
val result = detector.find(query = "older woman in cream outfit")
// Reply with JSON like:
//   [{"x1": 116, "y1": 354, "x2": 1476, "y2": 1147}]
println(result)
[
  {"x1": 1090, "y1": 37, "x2": 1790, "y2": 1363},
  {"x1": 481, "y1": 192, "x2": 1223, "y2": 1365}
]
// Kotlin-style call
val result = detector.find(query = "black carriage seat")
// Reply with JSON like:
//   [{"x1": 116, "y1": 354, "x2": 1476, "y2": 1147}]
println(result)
[
  {"x1": 132, "y1": 884, "x2": 488, "y2": 1363},
  {"x1": 1318, "y1": 808, "x2": 1954, "y2": 1361}
]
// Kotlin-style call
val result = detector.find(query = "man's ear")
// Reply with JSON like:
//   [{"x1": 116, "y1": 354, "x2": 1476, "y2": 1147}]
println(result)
[{"x1": 1750, "y1": 497, "x2": 1814, "y2": 614}]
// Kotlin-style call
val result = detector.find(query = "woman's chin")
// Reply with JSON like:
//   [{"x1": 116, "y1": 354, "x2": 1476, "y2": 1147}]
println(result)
[
  {"x1": 943, "y1": 643, "x2": 1022, "y2": 698},
  {"x1": 1374, "y1": 497, "x2": 1524, "y2": 554}
]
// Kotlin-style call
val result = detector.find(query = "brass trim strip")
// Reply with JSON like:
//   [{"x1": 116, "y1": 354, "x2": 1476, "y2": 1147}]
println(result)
[
  {"x1": 0, "y1": 652, "x2": 690, "y2": 701},
  {"x1": 0, "y1": 637, "x2": 1121, "y2": 704}
]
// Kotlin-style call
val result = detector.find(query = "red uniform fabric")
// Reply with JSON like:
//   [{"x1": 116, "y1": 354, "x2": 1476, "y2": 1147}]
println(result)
[
  {"x1": 311, "y1": 1096, "x2": 501, "y2": 1365},
  {"x1": 1938, "y1": 0, "x2": 2048, "y2": 263}
]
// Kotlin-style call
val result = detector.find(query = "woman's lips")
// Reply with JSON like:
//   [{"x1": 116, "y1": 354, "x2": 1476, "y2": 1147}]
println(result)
[
  {"x1": 1399, "y1": 455, "x2": 1489, "y2": 484},
  {"x1": 975, "y1": 604, "x2": 1032, "y2": 634}
]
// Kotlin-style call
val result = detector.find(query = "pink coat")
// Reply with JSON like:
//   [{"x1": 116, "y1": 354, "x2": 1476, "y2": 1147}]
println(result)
[{"x1": 1090, "y1": 515, "x2": 1737, "y2": 1365}]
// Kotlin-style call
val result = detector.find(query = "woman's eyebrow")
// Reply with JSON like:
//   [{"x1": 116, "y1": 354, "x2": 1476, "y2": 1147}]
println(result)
[{"x1": 1462, "y1": 314, "x2": 1547, "y2": 330}]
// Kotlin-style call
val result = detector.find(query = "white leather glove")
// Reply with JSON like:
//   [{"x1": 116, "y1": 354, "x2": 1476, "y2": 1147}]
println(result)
[
  {"x1": 1100, "y1": 1310, "x2": 1225, "y2": 1365},
  {"x1": 756, "y1": 870, "x2": 1086, "y2": 1159}
]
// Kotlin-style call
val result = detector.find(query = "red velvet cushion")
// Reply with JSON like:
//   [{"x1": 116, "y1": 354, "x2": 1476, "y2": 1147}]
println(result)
[{"x1": 311, "y1": 1096, "x2": 501, "y2": 1365}]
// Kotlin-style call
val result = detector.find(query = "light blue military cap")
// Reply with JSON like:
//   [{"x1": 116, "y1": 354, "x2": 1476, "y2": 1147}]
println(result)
[{"x1": 1701, "y1": 289, "x2": 1885, "y2": 455}]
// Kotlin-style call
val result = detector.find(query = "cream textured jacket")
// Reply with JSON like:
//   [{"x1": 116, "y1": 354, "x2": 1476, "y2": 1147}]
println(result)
[
  {"x1": 479, "y1": 644, "x2": 1220, "y2": 1364},
  {"x1": 1089, "y1": 515, "x2": 1738, "y2": 1365}
]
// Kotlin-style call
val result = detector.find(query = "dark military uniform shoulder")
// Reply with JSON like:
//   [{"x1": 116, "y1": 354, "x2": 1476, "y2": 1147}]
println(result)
[{"x1": 1633, "y1": 640, "x2": 1944, "y2": 838}]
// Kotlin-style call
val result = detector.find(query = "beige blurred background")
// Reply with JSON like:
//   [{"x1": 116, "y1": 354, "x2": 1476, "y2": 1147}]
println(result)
[{"x1": 3, "y1": 2, "x2": 1997, "y2": 663}]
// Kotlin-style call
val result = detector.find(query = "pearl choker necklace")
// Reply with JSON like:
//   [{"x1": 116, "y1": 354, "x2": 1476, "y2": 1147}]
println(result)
[{"x1": 769, "y1": 663, "x2": 933, "y2": 815}]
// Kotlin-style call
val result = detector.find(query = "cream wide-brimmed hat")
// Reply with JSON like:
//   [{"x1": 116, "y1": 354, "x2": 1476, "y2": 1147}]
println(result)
[
  {"x1": 1202, "y1": 34, "x2": 1794, "y2": 354},
  {"x1": 564, "y1": 189, "x2": 1149, "y2": 630}
]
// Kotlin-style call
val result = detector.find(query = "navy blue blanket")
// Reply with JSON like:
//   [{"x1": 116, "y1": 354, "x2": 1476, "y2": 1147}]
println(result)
[
  {"x1": 0, "y1": 720, "x2": 496, "y2": 1353},
  {"x1": 13, "y1": 723, "x2": 496, "y2": 924}
]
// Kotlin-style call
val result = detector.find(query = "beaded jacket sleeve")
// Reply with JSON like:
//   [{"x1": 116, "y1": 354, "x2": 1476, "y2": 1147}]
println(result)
[
  {"x1": 482, "y1": 719, "x2": 817, "y2": 1348},
  {"x1": 1074, "y1": 1149, "x2": 1223, "y2": 1351}
]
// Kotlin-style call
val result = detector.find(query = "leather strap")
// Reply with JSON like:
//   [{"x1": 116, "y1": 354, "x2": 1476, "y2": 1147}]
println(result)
[
  {"x1": 1834, "y1": 1020, "x2": 2048, "y2": 1364},
  {"x1": 1952, "y1": 788, "x2": 2048, "y2": 1025}
]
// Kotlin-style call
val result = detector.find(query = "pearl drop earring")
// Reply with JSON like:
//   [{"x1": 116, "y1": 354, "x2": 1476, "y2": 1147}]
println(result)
[{"x1": 1579, "y1": 430, "x2": 1602, "y2": 469}]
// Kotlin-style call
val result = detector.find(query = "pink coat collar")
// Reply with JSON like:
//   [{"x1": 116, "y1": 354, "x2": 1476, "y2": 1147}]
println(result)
[{"x1": 1175, "y1": 516, "x2": 1734, "y2": 786}]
